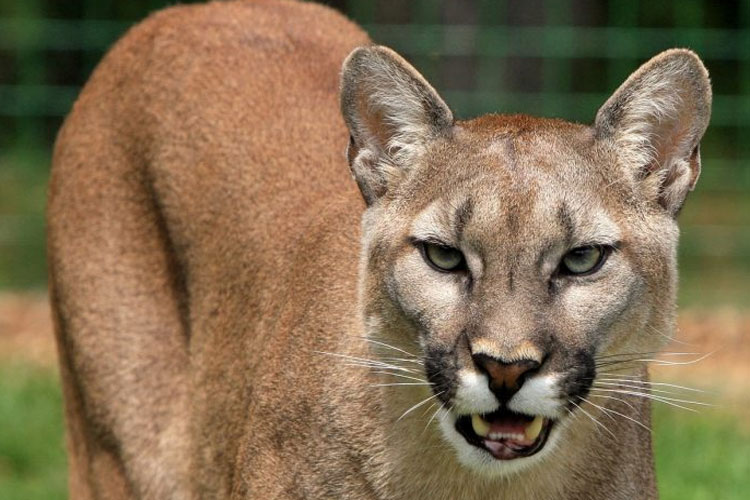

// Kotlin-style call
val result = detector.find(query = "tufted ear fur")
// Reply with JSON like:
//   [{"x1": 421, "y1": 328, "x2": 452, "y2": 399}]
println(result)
[
  {"x1": 340, "y1": 45, "x2": 453, "y2": 205},
  {"x1": 595, "y1": 49, "x2": 712, "y2": 216}
]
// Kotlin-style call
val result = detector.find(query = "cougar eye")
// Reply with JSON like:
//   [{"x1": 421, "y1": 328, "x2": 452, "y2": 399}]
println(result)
[
  {"x1": 422, "y1": 243, "x2": 465, "y2": 272},
  {"x1": 560, "y1": 245, "x2": 608, "y2": 276}
]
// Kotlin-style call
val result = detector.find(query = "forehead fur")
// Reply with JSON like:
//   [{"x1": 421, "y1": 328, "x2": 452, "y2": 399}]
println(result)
[
  {"x1": 396, "y1": 115, "x2": 609, "y2": 196},
  {"x1": 391, "y1": 114, "x2": 630, "y2": 237}
]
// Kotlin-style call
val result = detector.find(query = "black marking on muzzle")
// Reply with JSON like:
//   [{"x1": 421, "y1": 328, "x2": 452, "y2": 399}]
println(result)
[
  {"x1": 424, "y1": 343, "x2": 459, "y2": 406},
  {"x1": 560, "y1": 348, "x2": 596, "y2": 409}
]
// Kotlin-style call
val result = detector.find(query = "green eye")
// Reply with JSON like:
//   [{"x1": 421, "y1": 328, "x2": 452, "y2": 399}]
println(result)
[
  {"x1": 561, "y1": 245, "x2": 607, "y2": 275},
  {"x1": 423, "y1": 243, "x2": 465, "y2": 272}
]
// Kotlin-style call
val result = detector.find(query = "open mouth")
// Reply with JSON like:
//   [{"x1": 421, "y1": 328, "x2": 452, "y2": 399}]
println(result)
[{"x1": 455, "y1": 409, "x2": 553, "y2": 460}]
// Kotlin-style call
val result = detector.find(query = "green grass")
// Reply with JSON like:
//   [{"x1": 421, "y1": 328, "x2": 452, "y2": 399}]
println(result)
[
  {"x1": 0, "y1": 362, "x2": 67, "y2": 500},
  {"x1": 654, "y1": 404, "x2": 750, "y2": 499}
]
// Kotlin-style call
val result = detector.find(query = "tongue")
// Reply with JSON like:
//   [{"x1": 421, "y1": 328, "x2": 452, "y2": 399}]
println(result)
[
  {"x1": 487, "y1": 413, "x2": 532, "y2": 436},
  {"x1": 483, "y1": 436, "x2": 533, "y2": 457}
]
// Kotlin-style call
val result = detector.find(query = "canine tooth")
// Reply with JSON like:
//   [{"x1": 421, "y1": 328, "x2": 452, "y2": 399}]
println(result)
[
  {"x1": 525, "y1": 415, "x2": 544, "y2": 441},
  {"x1": 471, "y1": 414, "x2": 490, "y2": 437}
]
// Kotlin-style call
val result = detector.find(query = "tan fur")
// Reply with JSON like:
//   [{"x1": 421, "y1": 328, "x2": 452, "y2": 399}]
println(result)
[{"x1": 47, "y1": 1, "x2": 711, "y2": 499}]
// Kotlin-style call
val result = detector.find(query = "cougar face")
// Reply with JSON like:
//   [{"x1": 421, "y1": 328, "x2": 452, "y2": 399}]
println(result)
[{"x1": 342, "y1": 47, "x2": 710, "y2": 475}]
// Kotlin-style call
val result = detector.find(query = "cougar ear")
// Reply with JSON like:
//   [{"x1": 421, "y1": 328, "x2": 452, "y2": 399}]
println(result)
[
  {"x1": 340, "y1": 45, "x2": 453, "y2": 205},
  {"x1": 595, "y1": 49, "x2": 712, "y2": 216}
]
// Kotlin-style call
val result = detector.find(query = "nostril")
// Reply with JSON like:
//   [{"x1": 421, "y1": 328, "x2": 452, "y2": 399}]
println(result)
[{"x1": 471, "y1": 354, "x2": 541, "y2": 403}]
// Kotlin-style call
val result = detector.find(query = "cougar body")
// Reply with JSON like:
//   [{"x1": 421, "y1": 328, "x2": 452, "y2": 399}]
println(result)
[{"x1": 48, "y1": 1, "x2": 711, "y2": 499}]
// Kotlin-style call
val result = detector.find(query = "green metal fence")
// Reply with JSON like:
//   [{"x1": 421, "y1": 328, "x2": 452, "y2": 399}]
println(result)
[{"x1": 1, "y1": 0, "x2": 748, "y2": 304}]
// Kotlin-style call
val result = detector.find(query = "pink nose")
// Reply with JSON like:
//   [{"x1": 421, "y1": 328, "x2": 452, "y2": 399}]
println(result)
[{"x1": 472, "y1": 354, "x2": 540, "y2": 403}]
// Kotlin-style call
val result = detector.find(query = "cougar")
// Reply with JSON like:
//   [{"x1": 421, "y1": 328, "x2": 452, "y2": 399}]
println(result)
[{"x1": 47, "y1": 1, "x2": 711, "y2": 498}]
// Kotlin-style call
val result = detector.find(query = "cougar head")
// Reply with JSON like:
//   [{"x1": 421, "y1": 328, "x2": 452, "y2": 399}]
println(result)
[{"x1": 340, "y1": 46, "x2": 710, "y2": 474}]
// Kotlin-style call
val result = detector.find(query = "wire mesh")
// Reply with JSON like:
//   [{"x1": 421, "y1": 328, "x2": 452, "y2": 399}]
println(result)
[{"x1": 0, "y1": 0, "x2": 748, "y2": 291}]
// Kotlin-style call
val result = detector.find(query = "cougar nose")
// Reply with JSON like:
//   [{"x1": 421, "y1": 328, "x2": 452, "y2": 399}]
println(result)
[{"x1": 472, "y1": 353, "x2": 540, "y2": 404}]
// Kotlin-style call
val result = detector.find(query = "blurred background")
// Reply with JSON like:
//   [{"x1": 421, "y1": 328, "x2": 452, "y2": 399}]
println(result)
[{"x1": 0, "y1": 0, "x2": 747, "y2": 498}]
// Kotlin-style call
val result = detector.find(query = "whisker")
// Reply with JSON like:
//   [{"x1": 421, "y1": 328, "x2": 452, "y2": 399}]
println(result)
[
  {"x1": 595, "y1": 352, "x2": 705, "y2": 370},
  {"x1": 593, "y1": 373, "x2": 649, "y2": 380},
  {"x1": 315, "y1": 350, "x2": 421, "y2": 375},
  {"x1": 596, "y1": 365, "x2": 652, "y2": 376},
  {"x1": 596, "y1": 350, "x2": 701, "y2": 361},
  {"x1": 420, "y1": 403, "x2": 443, "y2": 436},
  {"x1": 397, "y1": 392, "x2": 444, "y2": 422},
  {"x1": 596, "y1": 377, "x2": 706, "y2": 394},
  {"x1": 588, "y1": 388, "x2": 710, "y2": 412},
  {"x1": 315, "y1": 350, "x2": 408, "y2": 368},
  {"x1": 371, "y1": 371, "x2": 427, "y2": 383},
  {"x1": 358, "y1": 337, "x2": 421, "y2": 358},
  {"x1": 424, "y1": 404, "x2": 446, "y2": 436},
  {"x1": 595, "y1": 351, "x2": 712, "y2": 370},
  {"x1": 593, "y1": 381, "x2": 692, "y2": 397},
  {"x1": 649, "y1": 351, "x2": 716, "y2": 365},
  {"x1": 342, "y1": 362, "x2": 421, "y2": 375},
  {"x1": 647, "y1": 324, "x2": 696, "y2": 347},
  {"x1": 570, "y1": 401, "x2": 617, "y2": 440},
  {"x1": 380, "y1": 356, "x2": 424, "y2": 366},
  {"x1": 582, "y1": 397, "x2": 652, "y2": 434},
  {"x1": 586, "y1": 393, "x2": 638, "y2": 413},
  {"x1": 621, "y1": 351, "x2": 715, "y2": 367},
  {"x1": 421, "y1": 401, "x2": 438, "y2": 418},
  {"x1": 372, "y1": 382, "x2": 432, "y2": 387},
  {"x1": 596, "y1": 361, "x2": 638, "y2": 369},
  {"x1": 581, "y1": 397, "x2": 617, "y2": 424}
]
